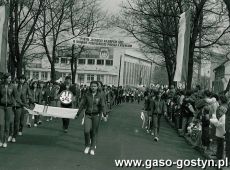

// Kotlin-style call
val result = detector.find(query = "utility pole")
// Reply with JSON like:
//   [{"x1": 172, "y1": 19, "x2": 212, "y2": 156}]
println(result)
[{"x1": 117, "y1": 54, "x2": 122, "y2": 87}]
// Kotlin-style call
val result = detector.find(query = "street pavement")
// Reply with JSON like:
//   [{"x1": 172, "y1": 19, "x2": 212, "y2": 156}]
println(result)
[{"x1": 0, "y1": 102, "x2": 218, "y2": 170}]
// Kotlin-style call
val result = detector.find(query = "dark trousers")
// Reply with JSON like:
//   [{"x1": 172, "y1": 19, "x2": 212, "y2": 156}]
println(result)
[
  {"x1": 84, "y1": 114, "x2": 100, "y2": 148},
  {"x1": 151, "y1": 114, "x2": 162, "y2": 137},
  {"x1": 61, "y1": 104, "x2": 72, "y2": 130},
  {"x1": 62, "y1": 118, "x2": 70, "y2": 130},
  {"x1": 12, "y1": 107, "x2": 22, "y2": 138},
  {"x1": 216, "y1": 137, "x2": 224, "y2": 160},
  {"x1": 19, "y1": 108, "x2": 26, "y2": 132},
  {"x1": 202, "y1": 126, "x2": 210, "y2": 147},
  {"x1": 226, "y1": 131, "x2": 230, "y2": 161},
  {"x1": 0, "y1": 107, "x2": 13, "y2": 143}
]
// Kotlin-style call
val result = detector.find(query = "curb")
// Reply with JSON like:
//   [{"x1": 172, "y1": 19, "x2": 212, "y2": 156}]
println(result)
[{"x1": 165, "y1": 117, "x2": 214, "y2": 160}]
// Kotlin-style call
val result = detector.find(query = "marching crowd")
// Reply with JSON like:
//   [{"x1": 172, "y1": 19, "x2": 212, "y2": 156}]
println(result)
[
  {"x1": 143, "y1": 84, "x2": 230, "y2": 164},
  {"x1": 0, "y1": 73, "x2": 143, "y2": 156}
]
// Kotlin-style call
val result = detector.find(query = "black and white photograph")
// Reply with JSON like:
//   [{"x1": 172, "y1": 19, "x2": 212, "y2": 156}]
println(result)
[{"x1": 0, "y1": 0, "x2": 230, "y2": 169}]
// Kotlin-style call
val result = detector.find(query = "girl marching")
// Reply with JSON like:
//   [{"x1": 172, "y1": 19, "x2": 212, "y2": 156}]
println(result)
[{"x1": 75, "y1": 81, "x2": 105, "y2": 155}]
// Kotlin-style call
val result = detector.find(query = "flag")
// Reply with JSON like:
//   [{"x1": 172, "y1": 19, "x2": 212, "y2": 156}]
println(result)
[
  {"x1": 174, "y1": 10, "x2": 191, "y2": 82},
  {"x1": 0, "y1": 5, "x2": 9, "y2": 74}
]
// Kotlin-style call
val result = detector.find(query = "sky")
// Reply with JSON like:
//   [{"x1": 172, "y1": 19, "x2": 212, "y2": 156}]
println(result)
[{"x1": 100, "y1": 0, "x2": 124, "y2": 14}]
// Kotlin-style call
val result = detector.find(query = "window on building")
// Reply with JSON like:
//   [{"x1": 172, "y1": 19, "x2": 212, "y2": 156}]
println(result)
[
  {"x1": 61, "y1": 58, "x2": 68, "y2": 64},
  {"x1": 78, "y1": 59, "x2": 86, "y2": 64},
  {"x1": 32, "y1": 71, "x2": 39, "y2": 80},
  {"x1": 87, "y1": 74, "x2": 94, "y2": 83},
  {"x1": 25, "y1": 71, "x2": 30, "y2": 80},
  {"x1": 78, "y1": 74, "x2": 84, "y2": 83},
  {"x1": 97, "y1": 75, "x2": 104, "y2": 82},
  {"x1": 105, "y1": 60, "x2": 113, "y2": 66},
  {"x1": 41, "y1": 72, "x2": 48, "y2": 81},
  {"x1": 97, "y1": 59, "x2": 104, "y2": 65},
  {"x1": 30, "y1": 63, "x2": 42, "y2": 68},
  {"x1": 88, "y1": 59, "x2": 95, "y2": 65},
  {"x1": 55, "y1": 58, "x2": 59, "y2": 64}
]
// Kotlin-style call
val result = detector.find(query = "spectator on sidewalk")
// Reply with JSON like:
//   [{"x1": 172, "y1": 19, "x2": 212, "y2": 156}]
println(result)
[
  {"x1": 225, "y1": 102, "x2": 230, "y2": 163},
  {"x1": 210, "y1": 95, "x2": 227, "y2": 161}
]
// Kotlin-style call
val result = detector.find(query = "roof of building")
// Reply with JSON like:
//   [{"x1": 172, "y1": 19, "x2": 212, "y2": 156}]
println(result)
[
  {"x1": 213, "y1": 60, "x2": 229, "y2": 71},
  {"x1": 124, "y1": 49, "x2": 152, "y2": 62}
]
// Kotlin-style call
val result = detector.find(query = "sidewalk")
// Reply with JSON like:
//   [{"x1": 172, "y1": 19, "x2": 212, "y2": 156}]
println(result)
[{"x1": 165, "y1": 117, "x2": 229, "y2": 170}]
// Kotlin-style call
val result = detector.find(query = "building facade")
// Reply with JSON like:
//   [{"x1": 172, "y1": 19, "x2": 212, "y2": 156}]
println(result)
[{"x1": 26, "y1": 47, "x2": 152, "y2": 87}]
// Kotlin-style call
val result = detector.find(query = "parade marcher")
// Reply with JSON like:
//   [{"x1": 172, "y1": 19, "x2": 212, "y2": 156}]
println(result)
[
  {"x1": 75, "y1": 81, "x2": 105, "y2": 155},
  {"x1": 44, "y1": 81, "x2": 56, "y2": 121},
  {"x1": 17, "y1": 75, "x2": 31, "y2": 135},
  {"x1": 150, "y1": 91, "x2": 167, "y2": 142},
  {"x1": 144, "y1": 89, "x2": 152, "y2": 133},
  {"x1": 0, "y1": 73, "x2": 18, "y2": 148},
  {"x1": 58, "y1": 76, "x2": 76, "y2": 133},
  {"x1": 29, "y1": 81, "x2": 42, "y2": 127}
]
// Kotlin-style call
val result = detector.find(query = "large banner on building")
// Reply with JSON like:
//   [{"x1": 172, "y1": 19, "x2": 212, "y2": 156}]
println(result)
[
  {"x1": 173, "y1": 11, "x2": 191, "y2": 82},
  {"x1": 72, "y1": 37, "x2": 132, "y2": 48},
  {"x1": 0, "y1": 5, "x2": 9, "y2": 74}
]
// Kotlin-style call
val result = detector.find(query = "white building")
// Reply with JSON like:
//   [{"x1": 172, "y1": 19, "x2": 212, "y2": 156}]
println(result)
[{"x1": 25, "y1": 47, "x2": 152, "y2": 87}]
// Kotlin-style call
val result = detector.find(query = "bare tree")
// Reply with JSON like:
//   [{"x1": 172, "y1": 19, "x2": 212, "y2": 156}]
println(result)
[
  {"x1": 35, "y1": 0, "x2": 73, "y2": 81},
  {"x1": 116, "y1": 0, "x2": 181, "y2": 86},
  {"x1": 7, "y1": 0, "x2": 44, "y2": 78},
  {"x1": 68, "y1": 0, "x2": 105, "y2": 84}
]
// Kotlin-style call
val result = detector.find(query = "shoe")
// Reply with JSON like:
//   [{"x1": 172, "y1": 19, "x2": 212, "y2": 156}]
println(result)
[
  {"x1": 154, "y1": 137, "x2": 159, "y2": 142},
  {"x1": 3, "y1": 143, "x2": 7, "y2": 148},
  {"x1": 11, "y1": 138, "x2": 16, "y2": 143},
  {"x1": 38, "y1": 121, "x2": 42, "y2": 125},
  {"x1": 8, "y1": 136, "x2": 12, "y2": 142},
  {"x1": 34, "y1": 123, "x2": 38, "y2": 127},
  {"x1": 151, "y1": 132, "x2": 154, "y2": 136},
  {"x1": 27, "y1": 123, "x2": 31, "y2": 128},
  {"x1": 46, "y1": 119, "x2": 49, "y2": 122},
  {"x1": 84, "y1": 147, "x2": 90, "y2": 154},
  {"x1": 90, "y1": 149, "x2": 95, "y2": 155},
  {"x1": 0, "y1": 142, "x2": 2, "y2": 147},
  {"x1": 146, "y1": 130, "x2": 150, "y2": 133},
  {"x1": 18, "y1": 132, "x2": 22, "y2": 136},
  {"x1": 64, "y1": 129, "x2": 68, "y2": 133}
]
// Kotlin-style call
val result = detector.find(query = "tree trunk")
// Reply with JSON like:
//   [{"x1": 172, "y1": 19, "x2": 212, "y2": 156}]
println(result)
[
  {"x1": 187, "y1": 47, "x2": 194, "y2": 90},
  {"x1": 71, "y1": 45, "x2": 76, "y2": 84},
  {"x1": 8, "y1": 0, "x2": 15, "y2": 78},
  {"x1": 50, "y1": 63, "x2": 56, "y2": 82}
]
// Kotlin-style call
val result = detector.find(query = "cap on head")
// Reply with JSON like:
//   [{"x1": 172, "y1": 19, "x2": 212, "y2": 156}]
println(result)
[{"x1": 65, "y1": 76, "x2": 71, "y2": 80}]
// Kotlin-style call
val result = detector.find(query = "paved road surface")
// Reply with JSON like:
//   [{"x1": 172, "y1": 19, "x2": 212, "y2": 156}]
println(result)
[{"x1": 0, "y1": 102, "x2": 217, "y2": 170}]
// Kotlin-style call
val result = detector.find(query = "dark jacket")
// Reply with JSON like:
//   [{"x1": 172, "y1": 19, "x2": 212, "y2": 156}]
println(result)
[
  {"x1": 17, "y1": 83, "x2": 32, "y2": 106},
  {"x1": 30, "y1": 88, "x2": 42, "y2": 104},
  {"x1": 150, "y1": 98, "x2": 167, "y2": 115},
  {"x1": 77, "y1": 91, "x2": 105, "y2": 116},
  {"x1": 0, "y1": 84, "x2": 18, "y2": 107},
  {"x1": 144, "y1": 95, "x2": 152, "y2": 111},
  {"x1": 44, "y1": 86, "x2": 57, "y2": 104}
]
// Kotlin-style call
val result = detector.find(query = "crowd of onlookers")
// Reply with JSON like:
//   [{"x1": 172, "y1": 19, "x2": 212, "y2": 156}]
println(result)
[
  {"x1": 143, "y1": 84, "x2": 230, "y2": 165},
  {"x1": 0, "y1": 73, "x2": 144, "y2": 149}
]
